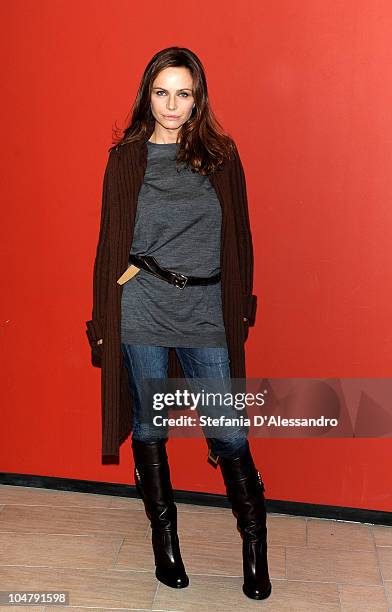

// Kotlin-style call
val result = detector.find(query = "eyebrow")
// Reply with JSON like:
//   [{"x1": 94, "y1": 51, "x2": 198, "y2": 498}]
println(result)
[{"x1": 152, "y1": 87, "x2": 193, "y2": 92}]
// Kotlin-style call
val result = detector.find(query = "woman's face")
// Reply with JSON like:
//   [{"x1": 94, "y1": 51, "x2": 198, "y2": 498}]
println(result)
[{"x1": 150, "y1": 67, "x2": 195, "y2": 132}]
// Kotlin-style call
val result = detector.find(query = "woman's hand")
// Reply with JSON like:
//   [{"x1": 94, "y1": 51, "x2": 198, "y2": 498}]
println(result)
[{"x1": 97, "y1": 339, "x2": 103, "y2": 345}]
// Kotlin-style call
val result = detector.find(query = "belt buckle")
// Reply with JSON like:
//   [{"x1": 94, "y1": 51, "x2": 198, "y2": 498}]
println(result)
[{"x1": 173, "y1": 272, "x2": 188, "y2": 289}]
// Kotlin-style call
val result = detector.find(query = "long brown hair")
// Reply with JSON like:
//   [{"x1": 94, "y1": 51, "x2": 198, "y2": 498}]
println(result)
[{"x1": 111, "y1": 46, "x2": 236, "y2": 175}]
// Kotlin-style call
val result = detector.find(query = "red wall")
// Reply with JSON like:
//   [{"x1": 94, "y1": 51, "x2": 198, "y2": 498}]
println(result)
[{"x1": 1, "y1": 0, "x2": 391, "y2": 511}]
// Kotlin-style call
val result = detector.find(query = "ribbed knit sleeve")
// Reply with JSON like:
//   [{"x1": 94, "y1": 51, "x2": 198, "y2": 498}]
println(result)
[
  {"x1": 230, "y1": 145, "x2": 258, "y2": 328},
  {"x1": 86, "y1": 149, "x2": 117, "y2": 366}
]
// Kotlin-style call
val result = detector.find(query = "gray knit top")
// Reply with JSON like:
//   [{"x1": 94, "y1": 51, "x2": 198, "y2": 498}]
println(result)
[{"x1": 120, "y1": 140, "x2": 227, "y2": 347}]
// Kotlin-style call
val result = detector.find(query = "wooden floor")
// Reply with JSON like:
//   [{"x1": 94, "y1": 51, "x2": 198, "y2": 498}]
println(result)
[{"x1": 0, "y1": 484, "x2": 391, "y2": 611}]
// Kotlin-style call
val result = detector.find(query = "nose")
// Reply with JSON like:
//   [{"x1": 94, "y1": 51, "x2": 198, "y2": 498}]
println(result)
[{"x1": 166, "y1": 95, "x2": 177, "y2": 111}]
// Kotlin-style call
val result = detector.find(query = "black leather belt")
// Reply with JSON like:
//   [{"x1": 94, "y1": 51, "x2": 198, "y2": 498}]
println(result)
[{"x1": 129, "y1": 254, "x2": 221, "y2": 289}]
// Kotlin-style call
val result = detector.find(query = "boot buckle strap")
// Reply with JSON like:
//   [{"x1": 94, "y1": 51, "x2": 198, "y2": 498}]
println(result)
[
  {"x1": 207, "y1": 448, "x2": 219, "y2": 468},
  {"x1": 257, "y1": 470, "x2": 265, "y2": 492}
]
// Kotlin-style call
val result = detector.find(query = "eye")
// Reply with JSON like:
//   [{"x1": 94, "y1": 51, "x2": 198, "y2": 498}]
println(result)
[{"x1": 155, "y1": 90, "x2": 191, "y2": 97}]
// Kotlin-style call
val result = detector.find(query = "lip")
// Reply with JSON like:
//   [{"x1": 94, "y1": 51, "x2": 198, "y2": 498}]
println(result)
[{"x1": 164, "y1": 115, "x2": 180, "y2": 119}]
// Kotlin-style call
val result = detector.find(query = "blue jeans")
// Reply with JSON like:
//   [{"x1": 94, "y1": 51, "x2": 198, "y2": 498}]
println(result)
[{"x1": 121, "y1": 344, "x2": 249, "y2": 459}]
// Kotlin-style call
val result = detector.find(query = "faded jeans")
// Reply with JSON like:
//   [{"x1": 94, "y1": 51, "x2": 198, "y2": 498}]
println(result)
[{"x1": 121, "y1": 344, "x2": 249, "y2": 459}]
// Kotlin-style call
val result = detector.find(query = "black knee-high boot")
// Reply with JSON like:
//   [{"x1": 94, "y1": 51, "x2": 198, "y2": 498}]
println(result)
[
  {"x1": 131, "y1": 438, "x2": 189, "y2": 589},
  {"x1": 218, "y1": 441, "x2": 272, "y2": 600}
]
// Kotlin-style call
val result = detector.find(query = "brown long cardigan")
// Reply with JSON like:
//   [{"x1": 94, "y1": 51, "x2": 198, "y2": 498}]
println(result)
[{"x1": 86, "y1": 134, "x2": 257, "y2": 464}]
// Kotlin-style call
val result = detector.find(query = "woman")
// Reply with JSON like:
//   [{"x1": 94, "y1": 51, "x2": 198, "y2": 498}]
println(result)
[{"x1": 87, "y1": 46, "x2": 271, "y2": 601}]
